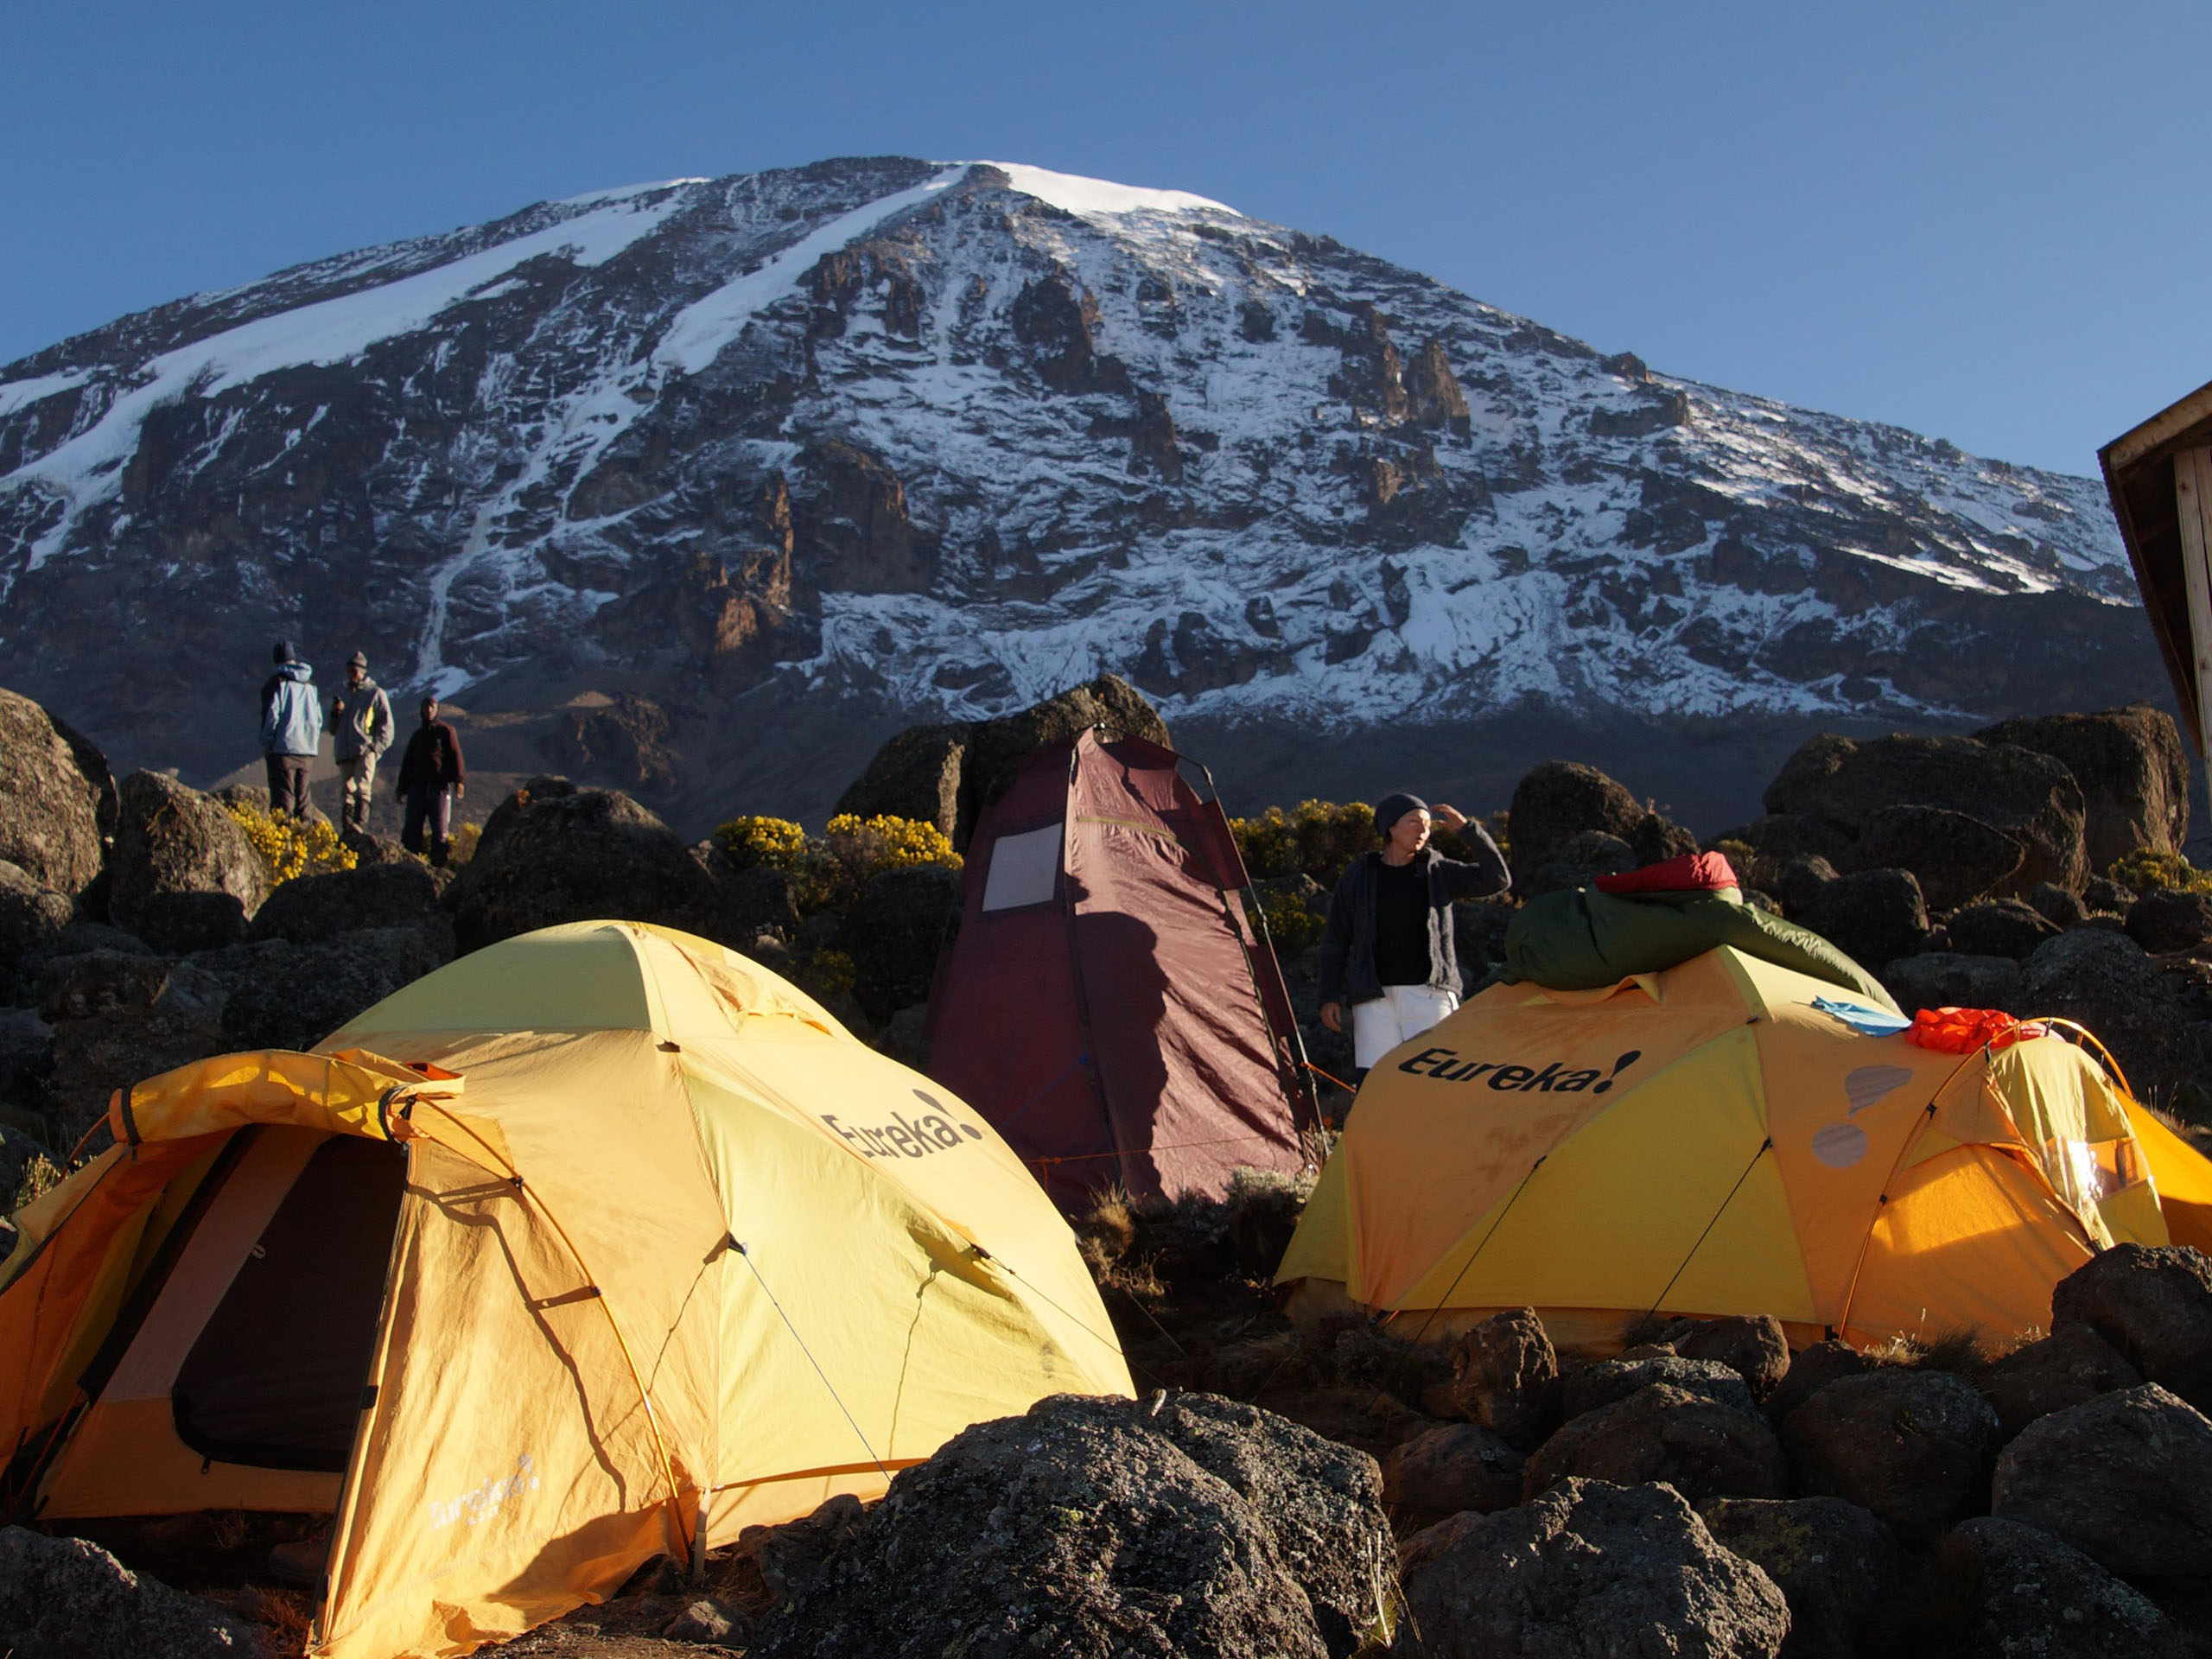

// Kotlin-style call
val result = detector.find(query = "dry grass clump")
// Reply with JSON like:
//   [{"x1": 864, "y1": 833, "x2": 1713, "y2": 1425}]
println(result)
[{"x1": 1863, "y1": 1326, "x2": 1993, "y2": 1383}]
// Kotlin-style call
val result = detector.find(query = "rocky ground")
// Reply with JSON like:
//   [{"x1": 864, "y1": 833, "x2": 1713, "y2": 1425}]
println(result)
[{"x1": 10, "y1": 671, "x2": 2212, "y2": 1655}]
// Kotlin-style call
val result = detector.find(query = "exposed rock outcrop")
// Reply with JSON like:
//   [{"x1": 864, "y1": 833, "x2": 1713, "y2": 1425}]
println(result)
[
  {"x1": 1698, "y1": 1496, "x2": 1900, "y2": 1659},
  {"x1": 1764, "y1": 733, "x2": 2088, "y2": 894},
  {"x1": 836, "y1": 675, "x2": 1170, "y2": 848},
  {"x1": 107, "y1": 771, "x2": 269, "y2": 952},
  {"x1": 1395, "y1": 1478, "x2": 1789, "y2": 1659},
  {"x1": 441, "y1": 777, "x2": 716, "y2": 953},
  {"x1": 1779, "y1": 1370, "x2": 2001, "y2": 1543},
  {"x1": 0, "y1": 1526, "x2": 257, "y2": 1658},
  {"x1": 1975, "y1": 705, "x2": 2190, "y2": 868},
  {"x1": 1521, "y1": 1382, "x2": 1788, "y2": 1504},
  {"x1": 1991, "y1": 1383, "x2": 2212, "y2": 1576},
  {"x1": 753, "y1": 1391, "x2": 1389, "y2": 1659},
  {"x1": 0, "y1": 690, "x2": 109, "y2": 897}
]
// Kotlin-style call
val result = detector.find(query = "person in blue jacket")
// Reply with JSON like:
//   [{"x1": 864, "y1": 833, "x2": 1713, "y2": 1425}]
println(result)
[
  {"x1": 1319, "y1": 791, "x2": 1510, "y2": 1080},
  {"x1": 258, "y1": 641, "x2": 323, "y2": 818}
]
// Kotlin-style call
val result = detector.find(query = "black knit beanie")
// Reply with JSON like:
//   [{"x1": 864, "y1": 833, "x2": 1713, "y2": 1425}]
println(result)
[
  {"x1": 1372, "y1": 791, "x2": 1428, "y2": 836},
  {"x1": 272, "y1": 639, "x2": 296, "y2": 664}
]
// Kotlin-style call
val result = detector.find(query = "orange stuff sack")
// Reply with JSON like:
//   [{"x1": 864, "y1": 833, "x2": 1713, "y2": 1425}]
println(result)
[{"x1": 1908, "y1": 1007, "x2": 2048, "y2": 1054}]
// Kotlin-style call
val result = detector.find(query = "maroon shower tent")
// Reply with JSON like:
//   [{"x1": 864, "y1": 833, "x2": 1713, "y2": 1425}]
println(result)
[{"x1": 925, "y1": 728, "x2": 1319, "y2": 1209}]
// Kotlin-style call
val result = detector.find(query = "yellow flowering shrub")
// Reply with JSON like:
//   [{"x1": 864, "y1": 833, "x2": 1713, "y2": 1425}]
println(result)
[
  {"x1": 445, "y1": 822, "x2": 483, "y2": 868},
  {"x1": 797, "y1": 947, "x2": 857, "y2": 1000},
  {"x1": 712, "y1": 812, "x2": 959, "y2": 915},
  {"x1": 715, "y1": 815, "x2": 810, "y2": 871},
  {"x1": 1230, "y1": 799, "x2": 1376, "y2": 886},
  {"x1": 2109, "y1": 849, "x2": 2212, "y2": 897},
  {"x1": 1256, "y1": 887, "x2": 1325, "y2": 957},
  {"x1": 225, "y1": 801, "x2": 358, "y2": 883},
  {"x1": 825, "y1": 813, "x2": 961, "y2": 880}
]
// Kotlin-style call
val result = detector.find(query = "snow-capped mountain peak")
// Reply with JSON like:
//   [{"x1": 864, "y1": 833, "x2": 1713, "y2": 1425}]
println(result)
[{"x1": 0, "y1": 156, "x2": 2157, "y2": 826}]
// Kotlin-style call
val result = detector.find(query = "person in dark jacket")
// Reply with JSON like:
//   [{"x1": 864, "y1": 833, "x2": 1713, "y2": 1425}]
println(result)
[
  {"x1": 1319, "y1": 791, "x2": 1510, "y2": 1077},
  {"x1": 258, "y1": 640, "x2": 323, "y2": 818},
  {"x1": 395, "y1": 696, "x2": 466, "y2": 866}
]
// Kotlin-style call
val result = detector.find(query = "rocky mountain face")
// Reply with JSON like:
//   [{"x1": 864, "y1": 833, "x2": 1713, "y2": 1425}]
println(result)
[{"x1": 0, "y1": 157, "x2": 2164, "y2": 831}]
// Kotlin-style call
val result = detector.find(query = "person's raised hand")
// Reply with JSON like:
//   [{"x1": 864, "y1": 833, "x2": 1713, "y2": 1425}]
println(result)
[{"x1": 1433, "y1": 803, "x2": 1469, "y2": 832}]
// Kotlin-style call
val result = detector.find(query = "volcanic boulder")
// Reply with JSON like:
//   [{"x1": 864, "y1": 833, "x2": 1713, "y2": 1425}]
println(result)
[
  {"x1": 0, "y1": 862, "x2": 74, "y2": 1006},
  {"x1": 1990, "y1": 1383, "x2": 2212, "y2": 1576},
  {"x1": 1976, "y1": 705, "x2": 2190, "y2": 869},
  {"x1": 1643, "y1": 1314, "x2": 1792, "y2": 1401},
  {"x1": 248, "y1": 860, "x2": 448, "y2": 947},
  {"x1": 1447, "y1": 1307, "x2": 1560, "y2": 1450},
  {"x1": 107, "y1": 771, "x2": 269, "y2": 952},
  {"x1": 835, "y1": 723, "x2": 968, "y2": 840},
  {"x1": 1764, "y1": 733, "x2": 2088, "y2": 893},
  {"x1": 2050, "y1": 1245, "x2": 2212, "y2": 1414},
  {"x1": 1713, "y1": 815, "x2": 1855, "y2": 866},
  {"x1": 1382, "y1": 1422, "x2": 1525, "y2": 1521},
  {"x1": 752, "y1": 1391, "x2": 1389, "y2": 1659},
  {"x1": 1395, "y1": 1478, "x2": 1789, "y2": 1659},
  {"x1": 1521, "y1": 1382, "x2": 1788, "y2": 1505},
  {"x1": 0, "y1": 1526, "x2": 257, "y2": 1658},
  {"x1": 1848, "y1": 804, "x2": 2024, "y2": 912},
  {"x1": 1779, "y1": 1370, "x2": 2002, "y2": 1543},
  {"x1": 1924, "y1": 1516, "x2": 2191, "y2": 1658},
  {"x1": 204, "y1": 927, "x2": 455, "y2": 1052},
  {"x1": 2128, "y1": 887, "x2": 2212, "y2": 955},
  {"x1": 37, "y1": 952, "x2": 227, "y2": 1148},
  {"x1": 2029, "y1": 881, "x2": 2091, "y2": 928},
  {"x1": 1764, "y1": 1340, "x2": 1876, "y2": 1422},
  {"x1": 1561, "y1": 1357, "x2": 1758, "y2": 1421},
  {"x1": 1879, "y1": 953, "x2": 2022, "y2": 1020},
  {"x1": 1697, "y1": 1496, "x2": 1901, "y2": 1659},
  {"x1": 442, "y1": 778, "x2": 715, "y2": 953},
  {"x1": 0, "y1": 690, "x2": 110, "y2": 898},
  {"x1": 1507, "y1": 760, "x2": 1694, "y2": 890},
  {"x1": 1795, "y1": 868, "x2": 1928, "y2": 969},
  {"x1": 1522, "y1": 830, "x2": 1638, "y2": 899},
  {"x1": 1946, "y1": 899, "x2": 2060, "y2": 960},
  {"x1": 838, "y1": 675, "x2": 1170, "y2": 849},
  {"x1": 1980, "y1": 1325, "x2": 2143, "y2": 1440},
  {"x1": 2018, "y1": 933, "x2": 2212, "y2": 1109}
]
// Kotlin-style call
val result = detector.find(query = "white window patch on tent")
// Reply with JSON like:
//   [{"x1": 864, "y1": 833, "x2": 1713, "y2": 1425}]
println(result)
[{"x1": 982, "y1": 823, "x2": 1063, "y2": 912}]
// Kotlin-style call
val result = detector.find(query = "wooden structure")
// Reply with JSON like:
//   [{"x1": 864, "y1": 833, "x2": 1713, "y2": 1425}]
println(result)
[{"x1": 2102, "y1": 380, "x2": 2212, "y2": 772}]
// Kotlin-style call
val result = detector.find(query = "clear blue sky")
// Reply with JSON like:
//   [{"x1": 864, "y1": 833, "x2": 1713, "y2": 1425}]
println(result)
[{"x1": 3, "y1": 1, "x2": 2202, "y2": 476}]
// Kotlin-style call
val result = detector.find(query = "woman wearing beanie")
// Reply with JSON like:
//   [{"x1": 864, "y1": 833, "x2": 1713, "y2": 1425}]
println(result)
[{"x1": 1318, "y1": 791, "x2": 1510, "y2": 1084}]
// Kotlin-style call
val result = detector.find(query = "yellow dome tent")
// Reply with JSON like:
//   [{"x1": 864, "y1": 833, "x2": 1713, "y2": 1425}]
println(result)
[
  {"x1": 0, "y1": 922, "x2": 1130, "y2": 1658},
  {"x1": 1277, "y1": 943, "x2": 2212, "y2": 1352}
]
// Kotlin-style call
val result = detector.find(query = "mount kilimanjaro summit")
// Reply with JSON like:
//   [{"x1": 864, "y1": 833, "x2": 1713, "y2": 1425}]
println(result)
[{"x1": 0, "y1": 156, "x2": 2161, "y2": 830}]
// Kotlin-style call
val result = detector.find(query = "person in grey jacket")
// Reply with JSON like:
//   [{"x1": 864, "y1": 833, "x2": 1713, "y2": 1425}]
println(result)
[
  {"x1": 258, "y1": 641, "x2": 323, "y2": 818},
  {"x1": 1319, "y1": 791, "x2": 1510, "y2": 1077},
  {"x1": 328, "y1": 652, "x2": 394, "y2": 836}
]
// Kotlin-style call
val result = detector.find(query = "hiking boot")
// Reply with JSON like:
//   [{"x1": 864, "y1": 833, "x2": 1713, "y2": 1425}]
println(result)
[{"x1": 267, "y1": 1528, "x2": 331, "y2": 1587}]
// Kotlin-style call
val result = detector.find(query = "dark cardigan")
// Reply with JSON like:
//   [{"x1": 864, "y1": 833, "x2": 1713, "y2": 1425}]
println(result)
[{"x1": 1318, "y1": 827, "x2": 1512, "y2": 1004}]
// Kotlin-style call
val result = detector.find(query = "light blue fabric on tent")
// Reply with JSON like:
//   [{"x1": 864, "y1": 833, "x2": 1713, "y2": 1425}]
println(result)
[{"x1": 1811, "y1": 995, "x2": 1912, "y2": 1037}]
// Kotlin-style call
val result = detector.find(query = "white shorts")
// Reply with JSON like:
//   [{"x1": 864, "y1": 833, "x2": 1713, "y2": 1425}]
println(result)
[{"x1": 1352, "y1": 984, "x2": 1461, "y2": 1070}]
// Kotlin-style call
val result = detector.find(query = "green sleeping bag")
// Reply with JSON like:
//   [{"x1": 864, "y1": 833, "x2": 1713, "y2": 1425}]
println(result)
[{"x1": 1502, "y1": 884, "x2": 1899, "y2": 1011}]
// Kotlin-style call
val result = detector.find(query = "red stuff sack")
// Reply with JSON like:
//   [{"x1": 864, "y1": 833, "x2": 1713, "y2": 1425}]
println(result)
[{"x1": 1594, "y1": 852, "x2": 1740, "y2": 895}]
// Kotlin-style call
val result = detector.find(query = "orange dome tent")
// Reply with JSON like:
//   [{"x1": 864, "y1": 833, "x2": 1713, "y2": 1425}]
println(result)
[
  {"x1": 1278, "y1": 942, "x2": 2212, "y2": 1352},
  {"x1": 0, "y1": 923, "x2": 1129, "y2": 1658}
]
